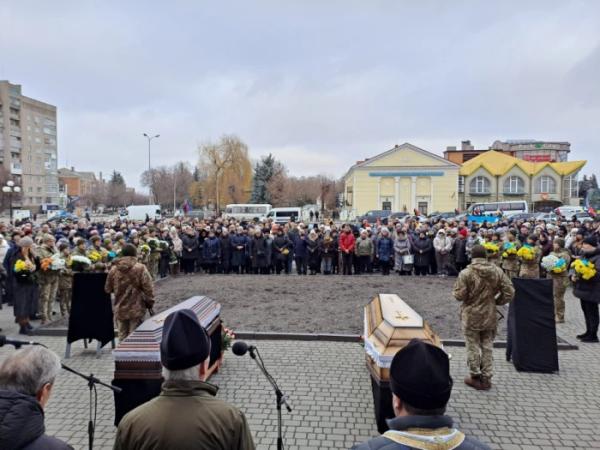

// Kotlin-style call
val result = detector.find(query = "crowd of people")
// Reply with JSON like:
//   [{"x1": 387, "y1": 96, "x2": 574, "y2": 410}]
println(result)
[
  {"x1": 0, "y1": 211, "x2": 598, "y2": 449},
  {"x1": 0, "y1": 211, "x2": 599, "y2": 341}
]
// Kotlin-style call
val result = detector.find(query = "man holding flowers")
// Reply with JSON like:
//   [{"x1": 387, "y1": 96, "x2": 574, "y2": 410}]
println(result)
[{"x1": 37, "y1": 234, "x2": 60, "y2": 324}]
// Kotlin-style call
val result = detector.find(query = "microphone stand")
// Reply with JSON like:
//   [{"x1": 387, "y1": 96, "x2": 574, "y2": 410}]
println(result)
[
  {"x1": 249, "y1": 347, "x2": 291, "y2": 450},
  {"x1": 61, "y1": 363, "x2": 122, "y2": 450}
]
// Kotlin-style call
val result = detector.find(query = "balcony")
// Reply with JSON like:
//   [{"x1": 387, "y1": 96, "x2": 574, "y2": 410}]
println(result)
[{"x1": 10, "y1": 163, "x2": 23, "y2": 175}]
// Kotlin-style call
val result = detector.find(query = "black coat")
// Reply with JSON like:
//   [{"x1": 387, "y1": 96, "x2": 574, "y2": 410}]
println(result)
[
  {"x1": 0, "y1": 390, "x2": 73, "y2": 450},
  {"x1": 412, "y1": 237, "x2": 433, "y2": 267},
  {"x1": 452, "y1": 238, "x2": 468, "y2": 264},
  {"x1": 573, "y1": 249, "x2": 600, "y2": 304},
  {"x1": 250, "y1": 236, "x2": 268, "y2": 268},
  {"x1": 220, "y1": 236, "x2": 232, "y2": 265},
  {"x1": 272, "y1": 235, "x2": 292, "y2": 261},
  {"x1": 181, "y1": 234, "x2": 199, "y2": 260}
]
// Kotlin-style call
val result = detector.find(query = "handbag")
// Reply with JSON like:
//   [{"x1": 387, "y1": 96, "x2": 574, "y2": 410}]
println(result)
[{"x1": 402, "y1": 254, "x2": 414, "y2": 265}]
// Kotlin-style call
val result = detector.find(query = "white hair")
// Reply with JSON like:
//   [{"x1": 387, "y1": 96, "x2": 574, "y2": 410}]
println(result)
[
  {"x1": 0, "y1": 346, "x2": 61, "y2": 396},
  {"x1": 161, "y1": 363, "x2": 201, "y2": 382}
]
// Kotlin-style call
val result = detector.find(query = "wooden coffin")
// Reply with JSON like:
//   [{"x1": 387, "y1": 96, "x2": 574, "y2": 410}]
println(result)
[
  {"x1": 364, "y1": 293, "x2": 442, "y2": 383},
  {"x1": 113, "y1": 296, "x2": 222, "y2": 380}
]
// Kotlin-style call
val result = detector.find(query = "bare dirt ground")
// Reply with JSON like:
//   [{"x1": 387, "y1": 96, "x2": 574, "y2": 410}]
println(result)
[
  {"x1": 42, "y1": 274, "x2": 510, "y2": 340},
  {"x1": 151, "y1": 274, "x2": 508, "y2": 340}
]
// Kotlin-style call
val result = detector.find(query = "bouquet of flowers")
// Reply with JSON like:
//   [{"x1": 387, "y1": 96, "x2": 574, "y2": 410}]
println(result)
[
  {"x1": 87, "y1": 250, "x2": 103, "y2": 263},
  {"x1": 42, "y1": 253, "x2": 66, "y2": 272},
  {"x1": 483, "y1": 242, "x2": 500, "y2": 255},
  {"x1": 107, "y1": 251, "x2": 117, "y2": 262},
  {"x1": 147, "y1": 238, "x2": 160, "y2": 253},
  {"x1": 71, "y1": 255, "x2": 92, "y2": 272},
  {"x1": 502, "y1": 242, "x2": 518, "y2": 259},
  {"x1": 541, "y1": 254, "x2": 558, "y2": 272},
  {"x1": 140, "y1": 244, "x2": 151, "y2": 254},
  {"x1": 552, "y1": 258, "x2": 567, "y2": 274},
  {"x1": 159, "y1": 240, "x2": 169, "y2": 251},
  {"x1": 221, "y1": 327, "x2": 236, "y2": 352},
  {"x1": 571, "y1": 259, "x2": 597, "y2": 281},
  {"x1": 517, "y1": 244, "x2": 535, "y2": 261},
  {"x1": 14, "y1": 259, "x2": 36, "y2": 280}
]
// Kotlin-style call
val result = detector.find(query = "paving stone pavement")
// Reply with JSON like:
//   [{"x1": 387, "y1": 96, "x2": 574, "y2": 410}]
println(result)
[{"x1": 1, "y1": 289, "x2": 599, "y2": 450}]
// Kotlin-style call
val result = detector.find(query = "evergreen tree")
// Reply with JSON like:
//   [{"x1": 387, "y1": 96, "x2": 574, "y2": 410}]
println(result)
[{"x1": 250, "y1": 154, "x2": 283, "y2": 203}]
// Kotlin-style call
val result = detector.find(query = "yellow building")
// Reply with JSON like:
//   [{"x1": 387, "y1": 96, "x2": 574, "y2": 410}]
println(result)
[
  {"x1": 458, "y1": 150, "x2": 586, "y2": 211},
  {"x1": 342, "y1": 143, "x2": 460, "y2": 218}
]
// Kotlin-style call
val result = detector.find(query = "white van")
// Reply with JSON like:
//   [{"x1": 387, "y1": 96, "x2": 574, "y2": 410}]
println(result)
[
  {"x1": 267, "y1": 207, "x2": 302, "y2": 224},
  {"x1": 224, "y1": 204, "x2": 271, "y2": 222},
  {"x1": 122, "y1": 205, "x2": 162, "y2": 221}
]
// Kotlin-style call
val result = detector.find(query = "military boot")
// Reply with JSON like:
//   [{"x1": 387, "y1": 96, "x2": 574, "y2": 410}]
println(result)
[
  {"x1": 464, "y1": 375, "x2": 482, "y2": 390},
  {"x1": 479, "y1": 377, "x2": 492, "y2": 390}
]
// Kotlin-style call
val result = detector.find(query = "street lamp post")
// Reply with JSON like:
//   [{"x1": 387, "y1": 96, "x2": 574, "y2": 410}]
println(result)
[
  {"x1": 143, "y1": 133, "x2": 160, "y2": 204},
  {"x1": 2, "y1": 180, "x2": 21, "y2": 224}
]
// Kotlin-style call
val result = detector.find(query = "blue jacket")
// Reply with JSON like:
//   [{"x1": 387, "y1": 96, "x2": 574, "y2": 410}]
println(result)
[
  {"x1": 293, "y1": 235, "x2": 308, "y2": 258},
  {"x1": 351, "y1": 415, "x2": 490, "y2": 450},
  {"x1": 377, "y1": 237, "x2": 394, "y2": 262},
  {"x1": 202, "y1": 237, "x2": 221, "y2": 263}
]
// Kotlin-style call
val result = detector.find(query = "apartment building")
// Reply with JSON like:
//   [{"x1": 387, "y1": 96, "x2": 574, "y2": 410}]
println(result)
[{"x1": 0, "y1": 81, "x2": 59, "y2": 209}]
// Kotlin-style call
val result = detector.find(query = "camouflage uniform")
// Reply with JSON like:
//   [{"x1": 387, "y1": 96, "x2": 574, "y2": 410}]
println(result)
[
  {"x1": 453, "y1": 257, "x2": 515, "y2": 383},
  {"x1": 518, "y1": 246, "x2": 541, "y2": 279},
  {"x1": 549, "y1": 250, "x2": 571, "y2": 322},
  {"x1": 501, "y1": 240, "x2": 521, "y2": 279},
  {"x1": 105, "y1": 256, "x2": 154, "y2": 341},
  {"x1": 57, "y1": 265, "x2": 73, "y2": 317},
  {"x1": 37, "y1": 245, "x2": 60, "y2": 322}
]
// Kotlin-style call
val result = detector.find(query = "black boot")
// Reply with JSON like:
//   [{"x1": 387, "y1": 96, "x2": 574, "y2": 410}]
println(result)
[
  {"x1": 19, "y1": 326, "x2": 34, "y2": 336},
  {"x1": 576, "y1": 332, "x2": 590, "y2": 340}
]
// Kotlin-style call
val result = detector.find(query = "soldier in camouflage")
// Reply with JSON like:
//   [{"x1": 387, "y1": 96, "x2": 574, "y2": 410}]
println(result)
[
  {"x1": 501, "y1": 229, "x2": 521, "y2": 279},
  {"x1": 37, "y1": 234, "x2": 60, "y2": 324},
  {"x1": 549, "y1": 237, "x2": 571, "y2": 323},
  {"x1": 57, "y1": 243, "x2": 73, "y2": 317},
  {"x1": 453, "y1": 245, "x2": 514, "y2": 390},
  {"x1": 105, "y1": 244, "x2": 155, "y2": 341},
  {"x1": 518, "y1": 234, "x2": 542, "y2": 279}
]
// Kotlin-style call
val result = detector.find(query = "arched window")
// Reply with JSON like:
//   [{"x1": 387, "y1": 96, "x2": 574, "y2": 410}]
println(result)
[
  {"x1": 469, "y1": 176, "x2": 491, "y2": 194},
  {"x1": 535, "y1": 175, "x2": 557, "y2": 194},
  {"x1": 503, "y1": 176, "x2": 525, "y2": 194}
]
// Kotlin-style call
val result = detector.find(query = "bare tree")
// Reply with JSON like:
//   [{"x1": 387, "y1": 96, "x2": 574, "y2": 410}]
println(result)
[{"x1": 198, "y1": 135, "x2": 252, "y2": 212}]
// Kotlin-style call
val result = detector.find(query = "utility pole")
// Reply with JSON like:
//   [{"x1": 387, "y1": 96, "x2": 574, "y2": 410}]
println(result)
[{"x1": 143, "y1": 133, "x2": 160, "y2": 204}]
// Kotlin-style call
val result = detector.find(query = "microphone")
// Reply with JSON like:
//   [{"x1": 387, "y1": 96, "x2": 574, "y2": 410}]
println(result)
[
  {"x1": 232, "y1": 341, "x2": 256, "y2": 357},
  {"x1": 0, "y1": 335, "x2": 42, "y2": 349}
]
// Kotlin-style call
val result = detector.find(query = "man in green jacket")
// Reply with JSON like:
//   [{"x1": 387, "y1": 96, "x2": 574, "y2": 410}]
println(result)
[{"x1": 114, "y1": 309, "x2": 255, "y2": 450}]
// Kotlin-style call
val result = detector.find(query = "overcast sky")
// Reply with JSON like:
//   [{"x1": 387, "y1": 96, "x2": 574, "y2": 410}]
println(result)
[{"x1": 1, "y1": 1, "x2": 599, "y2": 190}]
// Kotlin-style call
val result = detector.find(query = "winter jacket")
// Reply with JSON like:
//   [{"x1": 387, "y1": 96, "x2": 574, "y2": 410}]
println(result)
[
  {"x1": 573, "y1": 249, "x2": 600, "y2": 304},
  {"x1": 452, "y1": 238, "x2": 468, "y2": 264},
  {"x1": 181, "y1": 234, "x2": 199, "y2": 260},
  {"x1": 105, "y1": 256, "x2": 154, "y2": 321},
  {"x1": 272, "y1": 235, "x2": 292, "y2": 261},
  {"x1": 220, "y1": 236, "x2": 232, "y2": 265},
  {"x1": 339, "y1": 231, "x2": 356, "y2": 253},
  {"x1": 249, "y1": 236, "x2": 268, "y2": 268},
  {"x1": 293, "y1": 235, "x2": 308, "y2": 259},
  {"x1": 320, "y1": 236, "x2": 337, "y2": 260},
  {"x1": 202, "y1": 237, "x2": 221, "y2": 264},
  {"x1": 376, "y1": 237, "x2": 394, "y2": 262},
  {"x1": 306, "y1": 237, "x2": 321, "y2": 266},
  {"x1": 433, "y1": 234, "x2": 452, "y2": 254},
  {"x1": 412, "y1": 237, "x2": 433, "y2": 267},
  {"x1": 0, "y1": 389, "x2": 73, "y2": 450},
  {"x1": 114, "y1": 380, "x2": 254, "y2": 450},
  {"x1": 453, "y1": 257, "x2": 515, "y2": 331},
  {"x1": 355, "y1": 237, "x2": 374, "y2": 256},
  {"x1": 230, "y1": 234, "x2": 247, "y2": 267},
  {"x1": 351, "y1": 415, "x2": 490, "y2": 450}
]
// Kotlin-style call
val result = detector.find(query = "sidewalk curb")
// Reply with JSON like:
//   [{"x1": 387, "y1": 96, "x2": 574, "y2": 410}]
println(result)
[{"x1": 32, "y1": 328, "x2": 578, "y2": 350}]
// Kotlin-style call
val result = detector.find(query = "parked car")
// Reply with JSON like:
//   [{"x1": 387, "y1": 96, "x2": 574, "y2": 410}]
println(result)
[
  {"x1": 554, "y1": 206, "x2": 585, "y2": 217},
  {"x1": 573, "y1": 212, "x2": 594, "y2": 223},
  {"x1": 356, "y1": 210, "x2": 392, "y2": 224},
  {"x1": 47, "y1": 211, "x2": 79, "y2": 222},
  {"x1": 382, "y1": 212, "x2": 409, "y2": 225},
  {"x1": 428, "y1": 211, "x2": 457, "y2": 222},
  {"x1": 507, "y1": 213, "x2": 538, "y2": 222},
  {"x1": 535, "y1": 212, "x2": 559, "y2": 222}
]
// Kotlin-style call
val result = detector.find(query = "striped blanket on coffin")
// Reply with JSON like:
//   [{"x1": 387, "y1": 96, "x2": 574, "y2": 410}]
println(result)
[{"x1": 113, "y1": 296, "x2": 221, "y2": 379}]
